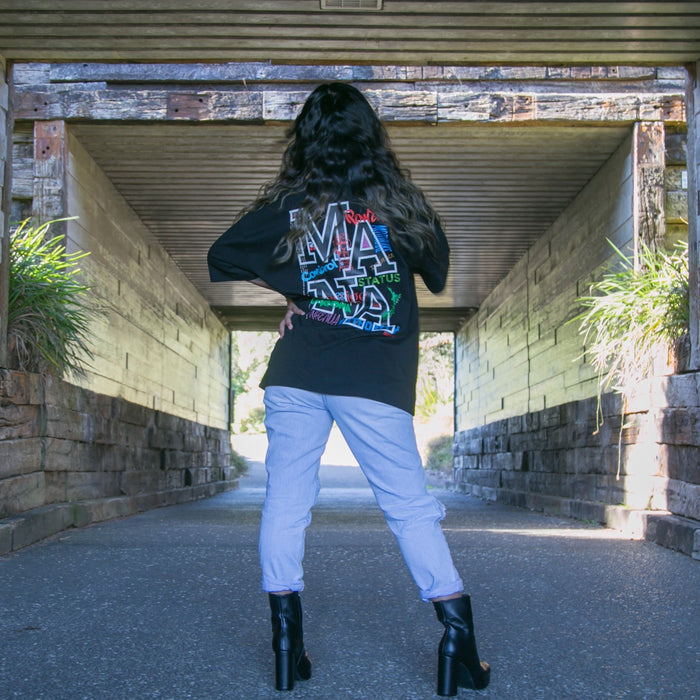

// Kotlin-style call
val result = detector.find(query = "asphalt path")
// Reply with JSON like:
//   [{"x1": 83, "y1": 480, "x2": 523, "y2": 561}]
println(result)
[{"x1": 1, "y1": 432, "x2": 699, "y2": 699}]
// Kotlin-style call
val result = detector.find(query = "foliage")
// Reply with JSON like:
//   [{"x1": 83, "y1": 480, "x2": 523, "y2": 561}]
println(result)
[
  {"x1": 231, "y1": 331, "x2": 278, "y2": 433},
  {"x1": 230, "y1": 447, "x2": 249, "y2": 476},
  {"x1": 575, "y1": 239, "x2": 689, "y2": 395},
  {"x1": 415, "y1": 332, "x2": 454, "y2": 420},
  {"x1": 8, "y1": 219, "x2": 96, "y2": 377},
  {"x1": 424, "y1": 433, "x2": 454, "y2": 473},
  {"x1": 238, "y1": 405, "x2": 266, "y2": 434}
]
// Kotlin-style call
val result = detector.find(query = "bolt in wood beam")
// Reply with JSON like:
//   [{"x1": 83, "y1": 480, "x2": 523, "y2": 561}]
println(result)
[{"x1": 32, "y1": 119, "x2": 68, "y2": 235}]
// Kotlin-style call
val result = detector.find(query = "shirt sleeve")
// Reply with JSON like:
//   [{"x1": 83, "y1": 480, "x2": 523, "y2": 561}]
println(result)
[
  {"x1": 414, "y1": 222, "x2": 450, "y2": 293},
  {"x1": 207, "y1": 206, "x2": 281, "y2": 283}
]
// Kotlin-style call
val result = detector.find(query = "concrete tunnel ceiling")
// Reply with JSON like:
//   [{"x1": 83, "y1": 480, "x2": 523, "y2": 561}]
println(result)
[{"x1": 70, "y1": 121, "x2": 631, "y2": 330}]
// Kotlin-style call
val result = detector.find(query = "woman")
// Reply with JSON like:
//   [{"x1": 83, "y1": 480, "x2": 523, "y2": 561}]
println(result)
[{"x1": 208, "y1": 82, "x2": 489, "y2": 696}]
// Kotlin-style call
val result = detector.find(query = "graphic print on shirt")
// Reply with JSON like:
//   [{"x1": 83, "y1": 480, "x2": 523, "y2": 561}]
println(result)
[{"x1": 291, "y1": 201, "x2": 401, "y2": 335}]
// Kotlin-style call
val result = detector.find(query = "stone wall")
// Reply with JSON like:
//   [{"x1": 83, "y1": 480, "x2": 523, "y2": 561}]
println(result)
[
  {"x1": 65, "y1": 132, "x2": 230, "y2": 430},
  {"x1": 453, "y1": 373, "x2": 700, "y2": 559},
  {"x1": 0, "y1": 368, "x2": 237, "y2": 555},
  {"x1": 1, "y1": 123, "x2": 236, "y2": 551},
  {"x1": 452, "y1": 124, "x2": 700, "y2": 557},
  {"x1": 455, "y1": 132, "x2": 634, "y2": 430}
]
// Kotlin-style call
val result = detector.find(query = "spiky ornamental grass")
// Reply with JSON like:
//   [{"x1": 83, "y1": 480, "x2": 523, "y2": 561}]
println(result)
[
  {"x1": 8, "y1": 218, "x2": 95, "y2": 377},
  {"x1": 576, "y1": 239, "x2": 689, "y2": 397}
]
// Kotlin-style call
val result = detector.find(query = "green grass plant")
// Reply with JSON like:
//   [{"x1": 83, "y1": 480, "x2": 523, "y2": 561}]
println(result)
[
  {"x1": 576, "y1": 238, "x2": 689, "y2": 395},
  {"x1": 8, "y1": 218, "x2": 95, "y2": 377}
]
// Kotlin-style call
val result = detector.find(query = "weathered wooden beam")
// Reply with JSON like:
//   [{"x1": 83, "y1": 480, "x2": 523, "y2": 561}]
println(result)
[
  {"x1": 687, "y1": 62, "x2": 700, "y2": 370},
  {"x1": 13, "y1": 62, "x2": 663, "y2": 86},
  {"x1": 0, "y1": 59, "x2": 12, "y2": 369},
  {"x1": 633, "y1": 121, "x2": 666, "y2": 256},
  {"x1": 212, "y1": 305, "x2": 474, "y2": 332},
  {"x1": 32, "y1": 120, "x2": 68, "y2": 233},
  {"x1": 12, "y1": 83, "x2": 686, "y2": 125}
]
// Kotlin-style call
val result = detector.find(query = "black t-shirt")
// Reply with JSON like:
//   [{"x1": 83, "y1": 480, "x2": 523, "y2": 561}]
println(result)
[{"x1": 208, "y1": 192, "x2": 449, "y2": 414}]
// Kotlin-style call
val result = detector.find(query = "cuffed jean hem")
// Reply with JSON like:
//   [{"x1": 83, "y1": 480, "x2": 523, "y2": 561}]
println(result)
[
  {"x1": 262, "y1": 581, "x2": 305, "y2": 594},
  {"x1": 419, "y1": 581, "x2": 465, "y2": 603}
]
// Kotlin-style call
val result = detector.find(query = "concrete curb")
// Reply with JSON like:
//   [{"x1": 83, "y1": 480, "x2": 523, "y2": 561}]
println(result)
[
  {"x1": 0, "y1": 479, "x2": 239, "y2": 555},
  {"x1": 604, "y1": 504, "x2": 700, "y2": 560},
  {"x1": 454, "y1": 482, "x2": 700, "y2": 560}
]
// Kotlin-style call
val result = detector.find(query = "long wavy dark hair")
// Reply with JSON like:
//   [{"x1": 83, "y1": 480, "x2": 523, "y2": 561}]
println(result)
[{"x1": 247, "y1": 82, "x2": 441, "y2": 263}]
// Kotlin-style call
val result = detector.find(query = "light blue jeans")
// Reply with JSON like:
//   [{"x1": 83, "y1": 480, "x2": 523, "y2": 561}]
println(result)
[{"x1": 259, "y1": 386, "x2": 464, "y2": 602}]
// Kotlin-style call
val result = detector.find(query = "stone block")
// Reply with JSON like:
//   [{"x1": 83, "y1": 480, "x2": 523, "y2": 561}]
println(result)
[
  {"x1": 530, "y1": 449, "x2": 568, "y2": 474},
  {"x1": 605, "y1": 504, "x2": 647, "y2": 538},
  {"x1": 94, "y1": 393, "x2": 118, "y2": 421},
  {"x1": 0, "y1": 403, "x2": 43, "y2": 440},
  {"x1": 132, "y1": 492, "x2": 162, "y2": 512},
  {"x1": 655, "y1": 407, "x2": 697, "y2": 445},
  {"x1": 62, "y1": 471, "x2": 121, "y2": 502},
  {"x1": 527, "y1": 471, "x2": 575, "y2": 498},
  {"x1": 657, "y1": 445, "x2": 700, "y2": 484},
  {"x1": 463, "y1": 468, "x2": 500, "y2": 488},
  {"x1": 0, "y1": 522, "x2": 14, "y2": 555},
  {"x1": 483, "y1": 433, "x2": 508, "y2": 454},
  {"x1": 72, "y1": 496, "x2": 136, "y2": 527},
  {"x1": 569, "y1": 499, "x2": 606, "y2": 524},
  {"x1": 119, "y1": 400, "x2": 150, "y2": 426},
  {"x1": 42, "y1": 437, "x2": 79, "y2": 472},
  {"x1": 572, "y1": 447, "x2": 608, "y2": 475},
  {"x1": 526, "y1": 492, "x2": 571, "y2": 518},
  {"x1": 571, "y1": 474, "x2": 598, "y2": 502},
  {"x1": 45, "y1": 406, "x2": 93, "y2": 442},
  {"x1": 183, "y1": 434, "x2": 206, "y2": 452},
  {"x1": 148, "y1": 427, "x2": 185, "y2": 451},
  {"x1": 663, "y1": 479, "x2": 700, "y2": 521},
  {"x1": 455, "y1": 435, "x2": 482, "y2": 455},
  {"x1": 93, "y1": 416, "x2": 119, "y2": 445},
  {"x1": 495, "y1": 488, "x2": 527, "y2": 509},
  {"x1": 9, "y1": 504, "x2": 75, "y2": 551},
  {"x1": 48, "y1": 381, "x2": 89, "y2": 414},
  {"x1": 119, "y1": 422, "x2": 147, "y2": 447},
  {"x1": 0, "y1": 437, "x2": 43, "y2": 479},
  {"x1": 540, "y1": 406, "x2": 563, "y2": 428},
  {"x1": 0, "y1": 369, "x2": 29, "y2": 404},
  {"x1": 508, "y1": 431, "x2": 540, "y2": 452},
  {"x1": 120, "y1": 470, "x2": 164, "y2": 496},
  {"x1": 165, "y1": 469, "x2": 184, "y2": 489},
  {"x1": 523, "y1": 411, "x2": 540, "y2": 432},
  {"x1": 658, "y1": 373, "x2": 699, "y2": 408},
  {"x1": 43, "y1": 471, "x2": 66, "y2": 504},
  {"x1": 500, "y1": 471, "x2": 528, "y2": 492},
  {"x1": 644, "y1": 512, "x2": 697, "y2": 556},
  {"x1": 155, "y1": 411, "x2": 182, "y2": 432},
  {"x1": 507, "y1": 414, "x2": 524, "y2": 434},
  {"x1": 0, "y1": 472, "x2": 45, "y2": 518}
]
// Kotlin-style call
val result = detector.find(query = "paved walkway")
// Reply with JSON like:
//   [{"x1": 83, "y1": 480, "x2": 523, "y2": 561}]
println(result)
[{"x1": 1, "y1": 433, "x2": 699, "y2": 700}]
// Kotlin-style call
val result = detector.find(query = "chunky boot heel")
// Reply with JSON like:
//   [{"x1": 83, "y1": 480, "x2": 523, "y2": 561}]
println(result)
[
  {"x1": 274, "y1": 650, "x2": 295, "y2": 691},
  {"x1": 437, "y1": 654, "x2": 459, "y2": 697},
  {"x1": 269, "y1": 592, "x2": 312, "y2": 692},
  {"x1": 433, "y1": 595, "x2": 490, "y2": 695}
]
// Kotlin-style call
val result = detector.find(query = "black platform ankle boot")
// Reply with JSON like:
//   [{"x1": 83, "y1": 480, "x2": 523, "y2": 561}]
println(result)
[
  {"x1": 432, "y1": 594, "x2": 490, "y2": 696},
  {"x1": 268, "y1": 592, "x2": 312, "y2": 691}
]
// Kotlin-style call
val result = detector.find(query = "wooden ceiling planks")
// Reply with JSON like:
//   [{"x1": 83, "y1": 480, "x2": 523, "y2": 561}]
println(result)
[
  {"x1": 69, "y1": 121, "x2": 630, "y2": 321},
  {"x1": 1, "y1": 1, "x2": 699, "y2": 64}
]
